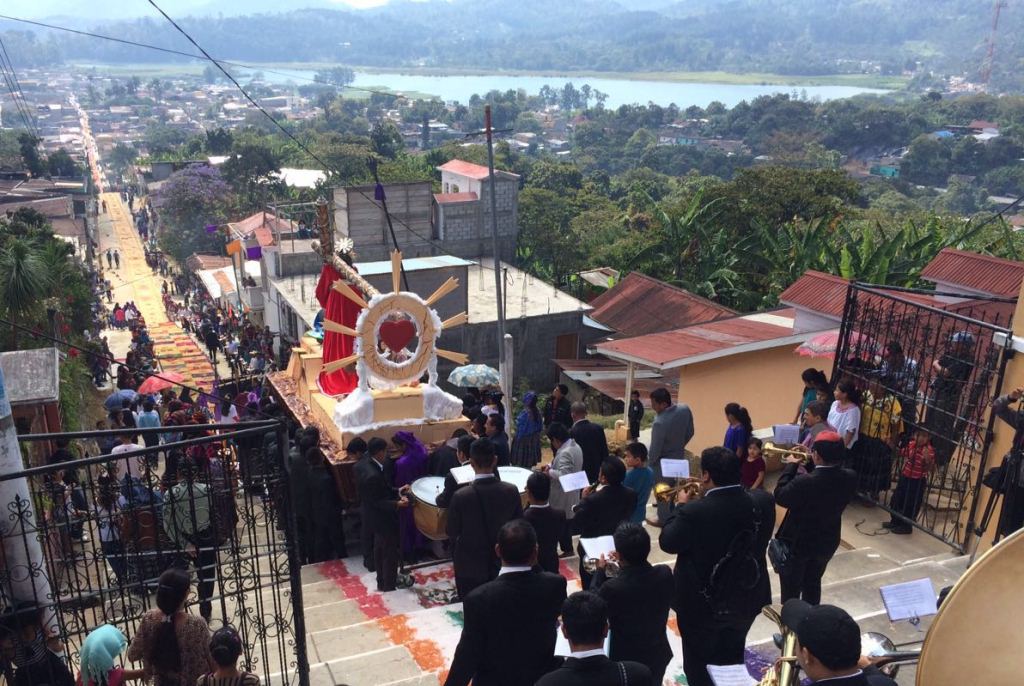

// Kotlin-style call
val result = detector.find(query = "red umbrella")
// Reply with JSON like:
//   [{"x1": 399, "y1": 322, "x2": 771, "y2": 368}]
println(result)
[
  {"x1": 136, "y1": 371, "x2": 187, "y2": 395},
  {"x1": 795, "y1": 330, "x2": 876, "y2": 359}
]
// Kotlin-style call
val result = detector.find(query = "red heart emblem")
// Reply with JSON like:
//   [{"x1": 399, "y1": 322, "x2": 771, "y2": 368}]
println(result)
[{"x1": 379, "y1": 319, "x2": 417, "y2": 352}]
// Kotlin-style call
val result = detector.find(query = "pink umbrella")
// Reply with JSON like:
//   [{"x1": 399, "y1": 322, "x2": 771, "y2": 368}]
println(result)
[
  {"x1": 136, "y1": 371, "x2": 187, "y2": 395},
  {"x1": 795, "y1": 330, "x2": 876, "y2": 359}
]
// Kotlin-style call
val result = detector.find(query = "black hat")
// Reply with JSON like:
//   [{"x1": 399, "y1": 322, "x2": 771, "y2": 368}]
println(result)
[{"x1": 782, "y1": 599, "x2": 860, "y2": 670}]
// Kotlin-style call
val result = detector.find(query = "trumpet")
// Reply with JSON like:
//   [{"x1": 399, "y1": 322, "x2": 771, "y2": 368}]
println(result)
[
  {"x1": 581, "y1": 556, "x2": 620, "y2": 577},
  {"x1": 763, "y1": 442, "x2": 811, "y2": 465},
  {"x1": 653, "y1": 478, "x2": 704, "y2": 503}
]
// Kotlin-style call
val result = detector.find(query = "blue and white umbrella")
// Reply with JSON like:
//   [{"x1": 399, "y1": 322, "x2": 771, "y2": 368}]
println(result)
[
  {"x1": 447, "y1": 364, "x2": 500, "y2": 388},
  {"x1": 104, "y1": 388, "x2": 137, "y2": 410}
]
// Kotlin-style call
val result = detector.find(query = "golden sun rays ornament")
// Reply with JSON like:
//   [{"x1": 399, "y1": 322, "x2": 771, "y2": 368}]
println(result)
[{"x1": 325, "y1": 251, "x2": 470, "y2": 432}]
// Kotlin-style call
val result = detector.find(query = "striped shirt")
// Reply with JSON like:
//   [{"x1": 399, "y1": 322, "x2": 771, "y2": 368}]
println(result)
[{"x1": 197, "y1": 672, "x2": 261, "y2": 686}]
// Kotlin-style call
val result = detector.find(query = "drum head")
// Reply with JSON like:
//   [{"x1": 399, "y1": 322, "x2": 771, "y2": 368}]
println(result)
[
  {"x1": 410, "y1": 476, "x2": 446, "y2": 506},
  {"x1": 916, "y1": 528, "x2": 1024, "y2": 685},
  {"x1": 498, "y1": 466, "x2": 532, "y2": 493}
]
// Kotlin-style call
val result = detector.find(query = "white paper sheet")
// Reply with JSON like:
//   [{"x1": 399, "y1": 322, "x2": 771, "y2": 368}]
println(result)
[
  {"x1": 879, "y1": 578, "x2": 937, "y2": 622},
  {"x1": 773, "y1": 424, "x2": 801, "y2": 444},
  {"x1": 558, "y1": 470, "x2": 590, "y2": 492},
  {"x1": 554, "y1": 624, "x2": 611, "y2": 657},
  {"x1": 707, "y1": 664, "x2": 756, "y2": 686},
  {"x1": 579, "y1": 535, "x2": 616, "y2": 560},
  {"x1": 450, "y1": 464, "x2": 475, "y2": 485},
  {"x1": 661, "y1": 459, "x2": 690, "y2": 478}
]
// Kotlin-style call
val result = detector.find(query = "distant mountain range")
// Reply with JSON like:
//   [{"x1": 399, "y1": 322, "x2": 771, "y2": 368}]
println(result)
[{"x1": 2, "y1": 0, "x2": 1021, "y2": 90}]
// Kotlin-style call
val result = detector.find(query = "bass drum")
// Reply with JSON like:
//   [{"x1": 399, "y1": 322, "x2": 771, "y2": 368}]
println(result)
[
  {"x1": 411, "y1": 476, "x2": 448, "y2": 541},
  {"x1": 916, "y1": 528, "x2": 1024, "y2": 685}
]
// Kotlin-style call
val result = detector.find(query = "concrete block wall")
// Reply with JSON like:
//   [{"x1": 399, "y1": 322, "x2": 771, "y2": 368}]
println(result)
[{"x1": 334, "y1": 183, "x2": 436, "y2": 262}]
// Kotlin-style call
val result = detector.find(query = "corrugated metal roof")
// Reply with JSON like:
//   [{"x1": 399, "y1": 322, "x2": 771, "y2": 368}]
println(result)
[
  {"x1": 594, "y1": 308, "x2": 815, "y2": 370},
  {"x1": 228, "y1": 211, "x2": 291, "y2": 246},
  {"x1": 356, "y1": 254, "x2": 474, "y2": 276},
  {"x1": 554, "y1": 358, "x2": 672, "y2": 406},
  {"x1": 438, "y1": 159, "x2": 520, "y2": 181},
  {"x1": 921, "y1": 248, "x2": 1024, "y2": 298},
  {"x1": 587, "y1": 272, "x2": 736, "y2": 336},
  {"x1": 778, "y1": 270, "x2": 850, "y2": 319},
  {"x1": 186, "y1": 253, "x2": 233, "y2": 272}
]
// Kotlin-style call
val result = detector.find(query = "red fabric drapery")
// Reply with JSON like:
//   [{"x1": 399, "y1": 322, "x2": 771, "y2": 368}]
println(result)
[{"x1": 315, "y1": 263, "x2": 361, "y2": 396}]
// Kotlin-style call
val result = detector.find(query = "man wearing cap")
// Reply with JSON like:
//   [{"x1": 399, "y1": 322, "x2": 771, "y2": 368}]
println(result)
[
  {"x1": 775, "y1": 432, "x2": 858, "y2": 605},
  {"x1": 783, "y1": 599, "x2": 888, "y2": 685}
]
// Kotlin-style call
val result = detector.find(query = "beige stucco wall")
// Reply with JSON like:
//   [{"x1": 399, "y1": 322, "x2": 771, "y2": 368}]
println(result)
[{"x1": 675, "y1": 344, "x2": 816, "y2": 454}]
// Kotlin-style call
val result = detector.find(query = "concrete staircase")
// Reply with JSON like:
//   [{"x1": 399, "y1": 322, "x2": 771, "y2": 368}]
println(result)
[{"x1": 290, "y1": 545, "x2": 968, "y2": 686}]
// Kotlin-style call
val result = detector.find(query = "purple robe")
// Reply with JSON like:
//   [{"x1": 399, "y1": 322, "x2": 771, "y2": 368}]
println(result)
[{"x1": 393, "y1": 431, "x2": 428, "y2": 556}]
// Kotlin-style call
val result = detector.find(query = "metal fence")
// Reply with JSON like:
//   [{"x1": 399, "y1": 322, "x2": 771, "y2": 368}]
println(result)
[
  {"x1": 833, "y1": 283, "x2": 1014, "y2": 551},
  {"x1": 0, "y1": 421, "x2": 308, "y2": 686}
]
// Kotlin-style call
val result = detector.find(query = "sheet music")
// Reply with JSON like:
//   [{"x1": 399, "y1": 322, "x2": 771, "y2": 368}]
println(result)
[
  {"x1": 707, "y1": 664, "x2": 757, "y2": 686},
  {"x1": 773, "y1": 424, "x2": 801, "y2": 444},
  {"x1": 579, "y1": 535, "x2": 615, "y2": 560},
  {"x1": 558, "y1": 470, "x2": 590, "y2": 491},
  {"x1": 661, "y1": 459, "x2": 690, "y2": 478},
  {"x1": 879, "y1": 578, "x2": 937, "y2": 622},
  {"x1": 450, "y1": 464, "x2": 475, "y2": 485},
  {"x1": 554, "y1": 624, "x2": 611, "y2": 657}
]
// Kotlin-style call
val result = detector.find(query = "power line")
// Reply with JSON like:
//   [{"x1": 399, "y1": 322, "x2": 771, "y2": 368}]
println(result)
[
  {"x1": 0, "y1": 36, "x2": 38, "y2": 136},
  {"x1": 0, "y1": 13, "x2": 418, "y2": 100},
  {"x1": 143, "y1": 0, "x2": 453, "y2": 253}
]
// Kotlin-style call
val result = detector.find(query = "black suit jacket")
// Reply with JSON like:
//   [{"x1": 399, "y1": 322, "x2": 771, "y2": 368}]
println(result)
[
  {"x1": 659, "y1": 485, "x2": 775, "y2": 630},
  {"x1": 490, "y1": 432, "x2": 511, "y2": 467},
  {"x1": 447, "y1": 477, "x2": 523, "y2": 583},
  {"x1": 572, "y1": 484, "x2": 637, "y2": 539},
  {"x1": 445, "y1": 570, "x2": 567, "y2": 686},
  {"x1": 594, "y1": 562, "x2": 673, "y2": 675},
  {"x1": 535, "y1": 655, "x2": 651, "y2": 686},
  {"x1": 524, "y1": 505, "x2": 567, "y2": 574},
  {"x1": 354, "y1": 457, "x2": 400, "y2": 541},
  {"x1": 430, "y1": 444, "x2": 460, "y2": 476},
  {"x1": 774, "y1": 463, "x2": 858, "y2": 557},
  {"x1": 571, "y1": 420, "x2": 610, "y2": 482}
]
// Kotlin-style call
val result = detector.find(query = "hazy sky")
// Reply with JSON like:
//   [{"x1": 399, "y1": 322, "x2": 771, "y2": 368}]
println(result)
[{"x1": 1, "y1": 0, "x2": 392, "y2": 20}]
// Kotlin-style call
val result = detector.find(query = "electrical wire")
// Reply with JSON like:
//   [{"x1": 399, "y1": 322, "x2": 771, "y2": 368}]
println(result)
[
  {"x1": 0, "y1": 36, "x2": 38, "y2": 136},
  {"x1": 143, "y1": 0, "x2": 454, "y2": 254},
  {"x1": 0, "y1": 13, "x2": 417, "y2": 100}
]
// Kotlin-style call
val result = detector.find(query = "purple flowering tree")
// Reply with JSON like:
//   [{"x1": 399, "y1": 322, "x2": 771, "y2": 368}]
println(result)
[{"x1": 155, "y1": 164, "x2": 235, "y2": 262}]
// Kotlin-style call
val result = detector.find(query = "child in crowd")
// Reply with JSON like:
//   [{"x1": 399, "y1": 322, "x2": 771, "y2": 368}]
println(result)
[
  {"x1": 95, "y1": 476, "x2": 128, "y2": 584},
  {"x1": 76, "y1": 624, "x2": 143, "y2": 686},
  {"x1": 742, "y1": 437, "x2": 767, "y2": 490},
  {"x1": 198, "y1": 626, "x2": 260, "y2": 686},
  {"x1": 623, "y1": 442, "x2": 655, "y2": 524},
  {"x1": 886, "y1": 429, "x2": 935, "y2": 535},
  {"x1": 523, "y1": 471, "x2": 566, "y2": 575}
]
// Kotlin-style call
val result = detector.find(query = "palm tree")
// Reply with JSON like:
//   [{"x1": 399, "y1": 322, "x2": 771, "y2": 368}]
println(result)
[
  {"x1": 633, "y1": 191, "x2": 740, "y2": 301},
  {"x1": 0, "y1": 238, "x2": 52, "y2": 348}
]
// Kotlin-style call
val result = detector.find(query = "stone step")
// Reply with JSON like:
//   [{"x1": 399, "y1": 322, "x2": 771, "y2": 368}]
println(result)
[
  {"x1": 321, "y1": 645, "x2": 425, "y2": 686},
  {"x1": 379, "y1": 676, "x2": 442, "y2": 686}
]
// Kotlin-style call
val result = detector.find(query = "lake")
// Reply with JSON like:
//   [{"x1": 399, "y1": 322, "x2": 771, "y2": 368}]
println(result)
[{"x1": 264, "y1": 69, "x2": 888, "y2": 108}]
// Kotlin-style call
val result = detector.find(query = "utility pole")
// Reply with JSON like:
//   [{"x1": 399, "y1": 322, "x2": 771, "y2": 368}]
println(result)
[{"x1": 485, "y1": 106, "x2": 511, "y2": 412}]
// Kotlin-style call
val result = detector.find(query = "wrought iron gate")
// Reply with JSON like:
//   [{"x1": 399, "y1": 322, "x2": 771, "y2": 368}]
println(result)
[
  {"x1": 832, "y1": 283, "x2": 1015, "y2": 551},
  {"x1": 1, "y1": 421, "x2": 309, "y2": 685}
]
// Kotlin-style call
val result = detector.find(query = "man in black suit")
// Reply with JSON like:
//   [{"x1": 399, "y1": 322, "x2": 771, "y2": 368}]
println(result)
[
  {"x1": 544, "y1": 383, "x2": 572, "y2": 428},
  {"x1": 446, "y1": 438, "x2": 523, "y2": 599},
  {"x1": 785, "y1": 599, "x2": 874, "y2": 685},
  {"x1": 524, "y1": 471, "x2": 566, "y2": 575},
  {"x1": 354, "y1": 437, "x2": 410, "y2": 592},
  {"x1": 435, "y1": 435, "x2": 475, "y2": 508},
  {"x1": 535, "y1": 591, "x2": 651, "y2": 686},
  {"x1": 344, "y1": 437, "x2": 373, "y2": 569},
  {"x1": 659, "y1": 446, "x2": 775, "y2": 686},
  {"x1": 775, "y1": 431, "x2": 858, "y2": 605},
  {"x1": 429, "y1": 428, "x2": 468, "y2": 476},
  {"x1": 570, "y1": 402, "x2": 609, "y2": 483},
  {"x1": 445, "y1": 519, "x2": 567, "y2": 686},
  {"x1": 593, "y1": 522, "x2": 673, "y2": 685},
  {"x1": 627, "y1": 390, "x2": 644, "y2": 441},
  {"x1": 485, "y1": 413, "x2": 511, "y2": 467},
  {"x1": 572, "y1": 459, "x2": 636, "y2": 588}
]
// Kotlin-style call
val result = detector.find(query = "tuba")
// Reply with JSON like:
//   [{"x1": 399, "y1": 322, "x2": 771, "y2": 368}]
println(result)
[
  {"x1": 653, "y1": 477, "x2": 704, "y2": 503},
  {"x1": 757, "y1": 605, "x2": 800, "y2": 686}
]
